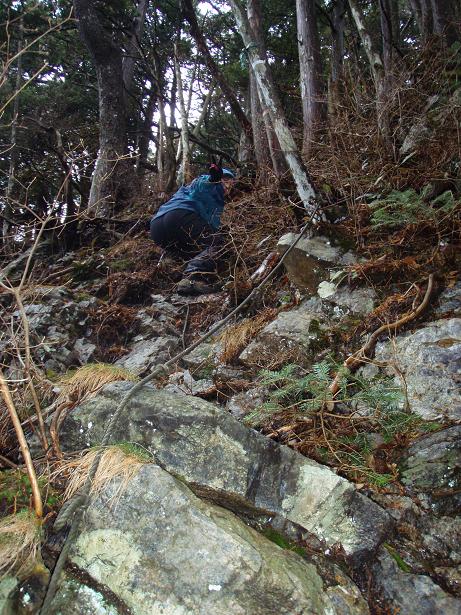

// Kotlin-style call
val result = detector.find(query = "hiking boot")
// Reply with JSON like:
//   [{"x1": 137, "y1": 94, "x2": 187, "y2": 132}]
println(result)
[{"x1": 176, "y1": 276, "x2": 220, "y2": 296}]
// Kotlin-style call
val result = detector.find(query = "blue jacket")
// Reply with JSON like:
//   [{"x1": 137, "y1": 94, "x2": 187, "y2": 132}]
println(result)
[{"x1": 152, "y1": 175, "x2": 225, "y2": 230}]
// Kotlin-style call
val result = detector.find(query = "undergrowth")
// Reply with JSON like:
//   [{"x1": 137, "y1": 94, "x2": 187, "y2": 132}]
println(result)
[
  {"x1": 369, "y1": 187, "x2": 459, "y2": 229},
  {"x1": 246, "y1": 361, "x2": 441, "y2": 488}
]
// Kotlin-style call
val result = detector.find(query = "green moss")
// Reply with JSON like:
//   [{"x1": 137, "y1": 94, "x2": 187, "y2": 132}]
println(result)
[
  {"x1": 194, "y1": 364, "x2": 214, "y2": 379},
  {"x1": 109, "y1": 258, "x2": 133, "y2": 273},
  {"x1": 115, "y1": 442, "x2": 153, "y2": 463},
  {"x1": 261, "y1": 528, "x2": 306, "y2": 558}
]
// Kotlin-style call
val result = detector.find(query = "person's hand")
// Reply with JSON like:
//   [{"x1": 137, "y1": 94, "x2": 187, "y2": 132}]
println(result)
[{"x1": 208, "y1": 162, "x2": 223, "y2": 182}]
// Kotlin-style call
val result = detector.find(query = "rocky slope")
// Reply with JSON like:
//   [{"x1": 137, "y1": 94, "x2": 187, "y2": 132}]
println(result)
[{"x1": 1, "y1": 233, "x2": 460, "y2": 614}]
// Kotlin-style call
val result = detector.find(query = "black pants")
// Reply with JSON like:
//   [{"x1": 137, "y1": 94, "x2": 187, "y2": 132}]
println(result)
[{"x1": 150, "y1": 209, "x2": 223, "y2": 275}]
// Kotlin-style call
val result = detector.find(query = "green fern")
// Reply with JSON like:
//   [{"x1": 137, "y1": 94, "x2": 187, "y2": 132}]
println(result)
[
  {"x1": 244, "y1": 360, "x2": 442, "y2": 488},
  {"x1": 369, "y1": 187, "x2": 458, "y2": 229}
]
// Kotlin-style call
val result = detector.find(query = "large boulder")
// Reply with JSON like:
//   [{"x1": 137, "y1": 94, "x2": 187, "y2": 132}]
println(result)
[
  {"x1": 49, "y1": 464, "x2": 369, "y2": 615},
  {"x1": 239, "y1": 297, "x2": 329, "y2": 367},
  {"x1": 370, "y1": 319, "x2": 461, "y2": 421},
  {"x1": 114, "y1": 336, "x2": 181, "y2": 376},
  {"x1": 276, "y1": 234, "x2": 356, "y2": 293},
  {"x1": 239, "y1": 289, "x2": 375, "y2": 368},
  {"x1": 59, "y1": 383, "x2": 391, "y2": 563}
]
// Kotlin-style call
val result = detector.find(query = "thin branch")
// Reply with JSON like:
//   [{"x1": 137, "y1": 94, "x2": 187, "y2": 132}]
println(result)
[{"x1": 0, "y1": 369, "x2": 43, "y2": 518}]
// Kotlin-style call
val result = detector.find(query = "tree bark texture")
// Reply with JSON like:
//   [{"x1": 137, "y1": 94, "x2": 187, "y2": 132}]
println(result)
[
  {"x1": 3, "y1": 16, "x2": 23, "y2": 248},
  {"x1": 328, "y1": 0, "x2": 345, "y2": 115},
  {"x1": 229, "y1": 0, "x2": 319, "y2": 218},
  {"x1": 247, "y1": 0, "x2": 285, "y2": 176},
  {"x1": 420, "y1": 0, "x2": 433, "y2": 43},
  {"x1": 296, "y1": 0, "x2": 326, "y2": 156},
  {"x1": 122, "y1": 0, "x2": 149, "y2": 98},
  {"x1": 348, "y1": 0, "x2": 390, "y2": 141},
  {"x1": 175, "y1": 47, "x2": 191, "y2": 185},
  {"x1": 431, "y1": 0, "x2": 460, "y2": 46},
  {"x1": 74, "y1": 0, "x2": 136, "y2": 215},
  {"x1": 137, "y1": 86, "x2": 157, "y2": 176}
]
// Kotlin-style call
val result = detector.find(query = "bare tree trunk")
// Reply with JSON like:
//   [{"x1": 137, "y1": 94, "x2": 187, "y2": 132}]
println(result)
[
  {"x1": 248, "y1": 0, "x2": 287, "y2": 176},
  {"x1": 391, "y1": 0, "x2": 400, "y2": 47},
  {"x1": 137, "y1": 86, "x2": 157, "y2": 176},
  {"x1": 249, "y1": 69, "x2": 271, "y2": 170},
  {"x1": 408, "y1": 0, "x2": 423, "y2": 33},
  {"x1": 176, "y1": 56, "x2": 199, "y2": 164},
  {"x1": 3, "y1": 16, "x2": 23, "y2": 248},
  {"x1": 229, "y1": 0, "x2": 319, "y2": 218},
  {"x1": 157, "y1": 96, "x2": 176, "y2": 192},
  {"x1": 190, "y1": 81, "x2": 216, "y2": 156},
  {"x1": 53, "y1": 128, "x2": 78, "y2": 247},
  {"x1": 380, "y1": 0, "x2": 394, "y2": 146},
  {"x1": 122, "y1": 0, "x2": 149, "y2": 98},
  {"x1": 328, "y1": 0, "x2": 346, "y2": 115},
  {"x1": 182, "y1": 0, "x2": 252, "y2": 140},
  {"x1": 420, "y1": 0, "x2": 433, "y2": 42},
  {"x1": 380, "y1": 0, "x2": 394, "y2": 80},
  {"x1": 74, "y1": 0, "x2": 137, "y2": 215},
  {"x1": 238, "y1": 86, "x2": 253, "y2": 163},
  {"x1": 296, "y1": 0, "x2": 326, "y2": 156},
  {"x1": 431, "y1": 0, "x2": 460, "y2": 45},
  {"x1": 175, "y1": 46, "x2": 191, "y2": 185},
  {"x1": 153, "y1": 51, "x2": 176, "y2": 192},
  {"x1": 348, "y1": 0, "x2": 389, "y2": 141}
]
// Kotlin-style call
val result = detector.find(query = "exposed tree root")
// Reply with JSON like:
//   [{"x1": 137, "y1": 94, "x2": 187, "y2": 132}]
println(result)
[{"x1": 328, "y1": 273, "x2": 434, "y2": 400}]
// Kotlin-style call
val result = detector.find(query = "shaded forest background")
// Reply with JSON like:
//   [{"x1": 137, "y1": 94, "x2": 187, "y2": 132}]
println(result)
[{"x1": 1, "y1": 0, "x2": 459, "y2": 249}]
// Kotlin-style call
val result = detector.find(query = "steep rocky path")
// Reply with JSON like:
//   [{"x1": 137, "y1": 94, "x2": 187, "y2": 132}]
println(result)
[{"x1": 1, "y1": 231, "x2": 460, "y2": 614}]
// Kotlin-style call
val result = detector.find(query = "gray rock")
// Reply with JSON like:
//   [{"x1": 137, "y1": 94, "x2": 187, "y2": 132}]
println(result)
[
  {"x1": 400, "y1": 120, "x2": 433, "y2": 157},
  {"x1": 276, "y1": 234, "x2": 356, "y2": 293},
  {"x1": 0, "y1": 576, "x2": 18, "y2": 615},
  {"x1": 436, "y1": 281, "x2": 461, "y2": 318},
  {"x1": 181, "y1": 341, "x2": 219, "y2": 376},
  {"x1": 226, "y1": 387, "x2": 267, "y2": 420},
  {"x1": 400, "y1": 425, "x2": 461, "y2": 515},
  {"x1": 135, "y1": 305, "x2": 180, "y2": 336},
  {"x1": 239, "y1": 289, "x2": 375, "y2": 368},
  {"x1": 6, "y1": 286, "x2": 98, "y2": 373},
  {"x1": 115, "y1": 336, "x2": 180, "y2": 376},
  {"x1": 164, "y1": 369, "x2": 215, "y2": 397},
  {"x1": 59, "y1": 384, "x2": 391, "y2": 562},
  {"x1": 213, "y1": 365, "x2": 248, "y2": 383},
  {"x1": 400, "y1": 88, "x2": 461, "y2": 159},
  {"x1": 73, "y1": 338, "x2": 96, "y2": 365},
  {"x1": 47, "y1": 580, "x2": 120, "y2": 615},
  {"x1": 434, "y1": 567, "x2": 461, "y2": 597},
  {"x1": 326, "y1": 286, "x2": 376, "y2": 317},
  {"x1": 417, "y1": 516, "x2": 461, "y2": 565},
  {"x1": 239, "y1": 297, "x2": 328, "y2": 367},
  {"x1": 373, "y1": 319, "x2": 461, "y2": 420},
  {"x1": 372, "y1": 550, "x2": 461, "y2": 615},
  {"x1": 50, "y1": 464, "x2": 369, "y2": 615}
]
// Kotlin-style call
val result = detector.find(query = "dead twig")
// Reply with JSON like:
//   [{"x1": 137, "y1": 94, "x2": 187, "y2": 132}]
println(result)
[
  {"x1": 329, "y1": 273, "x2": 434, "y2": 400},
  {"x1": 0, "y1": 369, "x2": 43, "y2": 518}
]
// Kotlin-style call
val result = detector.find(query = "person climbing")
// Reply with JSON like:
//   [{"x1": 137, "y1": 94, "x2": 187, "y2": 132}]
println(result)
[{"x1": 150, "y1": 159, "x2": 236, "y2": 295}]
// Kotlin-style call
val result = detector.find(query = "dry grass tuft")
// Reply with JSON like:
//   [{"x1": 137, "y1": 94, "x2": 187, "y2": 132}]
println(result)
[
  {"x1": 57, "y1": 363, "x2": 138, "y2": 407},
  {"x1": 55, "y1": 445, "x2": 151, "y2": 508},
  {"x1": 0, "y1": 510, "x2": 42, "y2": 578},
  {"x1": 219, "y1": 309, "x2": 277, "y2": 363}
]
